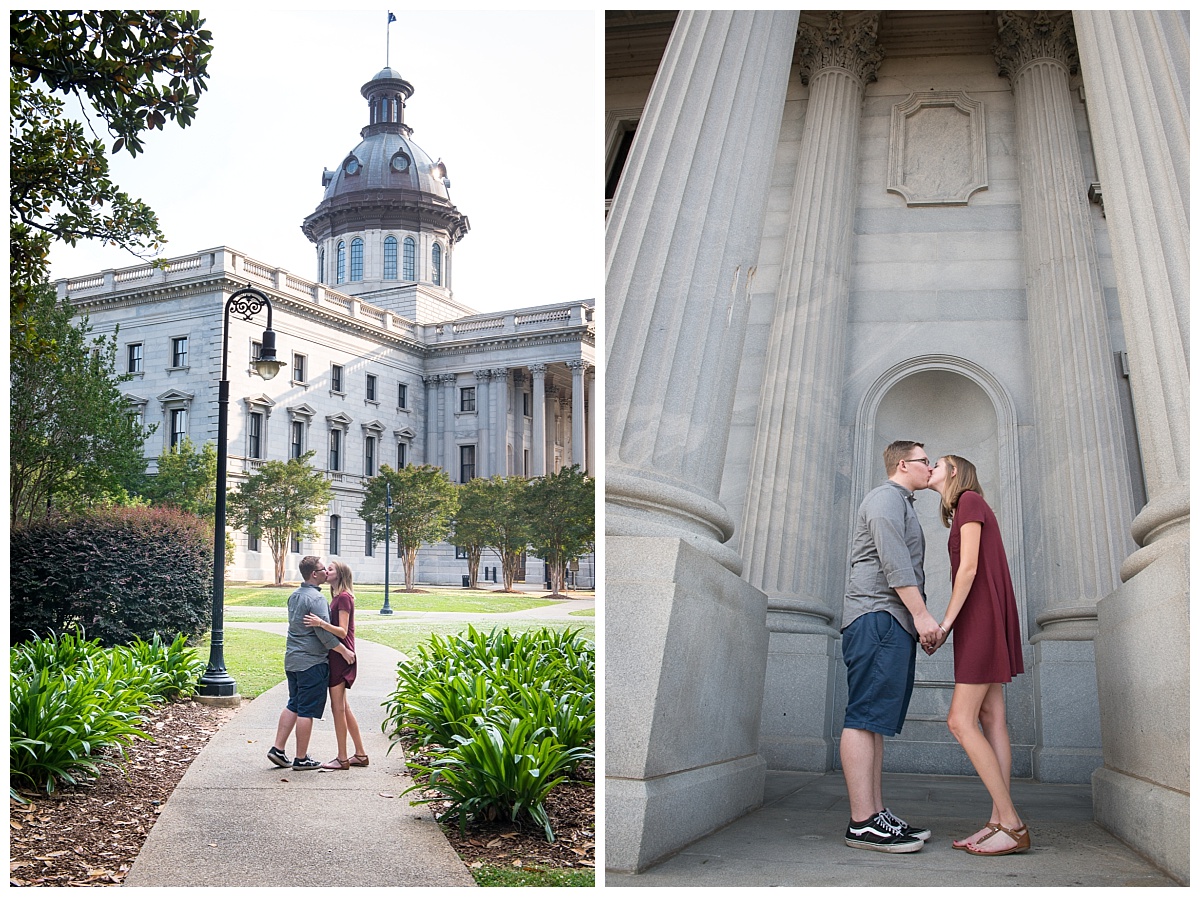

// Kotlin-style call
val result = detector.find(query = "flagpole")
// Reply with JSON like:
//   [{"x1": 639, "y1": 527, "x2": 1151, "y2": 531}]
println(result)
[{"x1": 386, "y1": 11, "x2": 395, "y2": 67}]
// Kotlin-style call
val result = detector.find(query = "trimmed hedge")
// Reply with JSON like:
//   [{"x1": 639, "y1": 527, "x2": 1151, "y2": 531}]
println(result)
[{"x1": 11, "y1": 507, "x2": 214, "y2": 647}]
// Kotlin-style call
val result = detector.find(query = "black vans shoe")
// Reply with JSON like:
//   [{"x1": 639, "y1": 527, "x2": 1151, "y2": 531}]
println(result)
[
  {"x1": 844, "y1": 812, "x2": 924, "y2": 853},
  {"x1": 881, "y1": 807, "x2": 931, "y2": 842}
]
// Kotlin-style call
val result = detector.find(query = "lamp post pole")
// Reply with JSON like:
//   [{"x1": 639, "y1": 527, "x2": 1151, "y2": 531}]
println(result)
[
  {"x1": 381, "y1": 482, "x2": 394, "y2": 614},
  {"x1": 198, "y1": 286, "x2": 284, "y2": 696}
]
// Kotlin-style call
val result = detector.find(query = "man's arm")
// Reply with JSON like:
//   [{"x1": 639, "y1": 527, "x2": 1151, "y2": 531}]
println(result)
[
  {"x1": 896, "y1": 585, "x2": 941, "y2": 647},
  {"x1": 306, "y1": 596, "x2": 342, "y2": 651}
]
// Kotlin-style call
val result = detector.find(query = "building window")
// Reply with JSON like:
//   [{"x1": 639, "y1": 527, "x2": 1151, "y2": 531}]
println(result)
[
  {"x1": 169, "y1": 408, "x2": 188, "y2": 449},
  {"x1": 432, "y1": 242, "x2": 442, "y2": 286},
  {"x1": 293, "y1": 353, "x2": 306, "y2": 383},
  {"x1": 460, "y1": 386, "x2": 475, "y2": 413},
  {"x1": 366, "y1": 373, "x2": 377, "y2": 402},
  {"x1": 171, "y1": 336, "x2": 188, "y2": 368},
  {"x1": 398, "y1": 382, "x2": 408, "y2": 409},
  {"x1": 383, "y1": 236, "x2": 398, "y2": 280},
  {"x1": 331, "y1": 363, "x2": 344, "y2": 393},
  {"x1": 460, "y1": 444, "x2": 476, "y2": 482},
  {"x1": 522, "y1": 391, "x2": 531, "y2": 417},
  {"x1": 403, "y1": 236, "x2": 416, "y2": 280},
  {"x1": 127, "y1": 343, "x2": 143, "y2": 374},
  {"x1": 291, "y1": 532, "x2": 301, "y2": 554},
  {"x1": 350, "y1": 238, "x2": 364, "y2": 281},
  {"x1": 365, "y1": 435, "x2": 376, "y2": 477},
  {"x1": 455, "y1": 546, "x2": 469, "y2": 560},
  {"x1": 248, "y1": 533, "x2": 260, "y2": 552},
  {"x1": 397, "y1": 441, "x2": 407, "y2": 469},
  {"x1": 330, "y1": 428, "x2": 342, "y2": 471},
  {"x1": 248, "y1": 411, "x2": 263, "y2": 459},
  {"x1": 329, "y1": 515, "x2": 340, "y2": 555},
  {"x1": 606, "y1": 119, "x2": 639, "y2": 202},
  {"x1": 318, "y1": 248, "x2": 325, "y2": 284},
  {"x1": 291, "y1": 421, "x2": 304, "y2": 460},
  {"x1": 365, "y1": 520, "x2": 374, "y2": 557},
  {"x1": 336, "y1": 241, "x2": 346, "y2": 284}
]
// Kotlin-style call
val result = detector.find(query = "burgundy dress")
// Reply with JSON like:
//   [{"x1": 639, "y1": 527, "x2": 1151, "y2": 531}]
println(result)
[
  {"x1": 327, "y1": 590, "x2": 357, "y2": 689},
  {"x1": 948, "y1": 490, "x2": 1024, "y2": 684}
]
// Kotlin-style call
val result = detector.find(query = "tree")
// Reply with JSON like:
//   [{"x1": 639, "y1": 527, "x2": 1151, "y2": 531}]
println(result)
[
  {"x1": 526, "y1": 466, "x2": 595, "y2": 597},
  {"x1": 226, "y1": 452, "x2": 333, "y2": 585},
  {"x1": 141, "y1": 438, "x2": 217, "y2": 517},
  {"x1": 455, "y1": 477, "x2": 535, "y2": 592},
  {"x1": 10, "y1": 10, "x2": 213, "y2": 347},
  {"x1": 360, "y1": 465, "x2": 458, "y2": 592},
  {"x1": 451, "y1": 478, "x2": 490, "y2": 589},
  {"x1": 10, "y1": 284, "x2": 152, "y2": 527}
]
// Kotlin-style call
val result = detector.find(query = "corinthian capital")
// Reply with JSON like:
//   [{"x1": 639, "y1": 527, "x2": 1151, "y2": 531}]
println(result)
[
  {"x1": 795, "y1": 11, "x2": 884, "y2": 86},
  {"x1": 994, "y1": 11, "x2": 1079, "y2": 80}
]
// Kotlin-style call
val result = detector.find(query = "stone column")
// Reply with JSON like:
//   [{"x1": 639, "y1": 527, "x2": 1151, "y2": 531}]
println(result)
[
  {"x1": 568, "y1": 360, "x2": 587, "y2": 468},
  {"x1": 530, "y1": 364, "x2": 546, "y2": 476},
  {"x1": 492, "y1": 367, "x2": 509, "y2": 476},
  {"x1": 512, "y1": 370, "x2": 526, "y2": 476},
  {"x1": 545, "y1": 386, "x2": 560, "y2": 473},
  {"x1": 604, "y1": 10, "x2": 799, "y2": 874},
  {"x1": 474, "y1": 370, "x2": 491, "y2": 479},
  {"x1": 441, "y1": 373, "x2": 457, "y2": 481},
  {"x1": 422, "y1": 375, "x2": 439, "y2": 467},
  {"x1": 1073, "y1": 10, "x2": 1189, "y2": 882},
  {"x1": 994, "y1": 11, "x2": 1136, "y2": 782},
  {"x1": 737, "y1": 10, "x2": 883, "y2": 771},
  {"x1": 585, "y1": 367, "x2": 595, "y2": 475}
]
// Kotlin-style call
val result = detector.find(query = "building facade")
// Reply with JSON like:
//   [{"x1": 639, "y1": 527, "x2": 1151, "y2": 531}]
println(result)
[
  {"x1": 58, "y1": 67, "x2": 596, "y2": 589},
  {"x1": 605, "y1": 10, "x2": 1187, "y2": 880}
]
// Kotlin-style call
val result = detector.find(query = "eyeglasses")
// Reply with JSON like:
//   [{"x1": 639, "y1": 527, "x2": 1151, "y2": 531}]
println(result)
[{"x1": 903, "y1": 457, "x2": 930, "y2": 467}]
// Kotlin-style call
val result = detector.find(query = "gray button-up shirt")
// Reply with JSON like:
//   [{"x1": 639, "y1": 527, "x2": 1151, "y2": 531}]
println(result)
[
  {"x1": 284, "y1": 582, "x2": 342, "y2": 672},
  {"x1": 841, "y1": 480, "x2": 926, "y2": 640}
]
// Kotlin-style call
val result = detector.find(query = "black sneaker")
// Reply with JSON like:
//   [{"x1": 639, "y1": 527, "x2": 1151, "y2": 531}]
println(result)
[
  {"x1": 267, "y1": 746, "x2": 291, "y2": 768},
  {"x1": 881, "y1": 807, "x2": 931, "y2": 842},
  {"x1": 292, "y1": 755, "x2": 322, "y2": 770},
  {"x1": 845, "y1": 812, "x2": 924, "y2": 853}
]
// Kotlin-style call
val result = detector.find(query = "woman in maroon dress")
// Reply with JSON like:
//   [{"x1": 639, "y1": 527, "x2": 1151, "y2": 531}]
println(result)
[
  {"x1": 304, "y1": 561, "x2": 368, "y2": 770},
  {"x1": 928, "y1": 455, "x2": 1029, "y2": 856}
]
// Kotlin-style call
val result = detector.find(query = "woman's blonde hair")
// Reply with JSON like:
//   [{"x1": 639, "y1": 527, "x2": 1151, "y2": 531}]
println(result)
[
  {"x1": 329, "y1": 560, "x2": 355, "y2": 596},
  {"x1": 939, "y1": 454, "x2": 985, "y2": 528}
]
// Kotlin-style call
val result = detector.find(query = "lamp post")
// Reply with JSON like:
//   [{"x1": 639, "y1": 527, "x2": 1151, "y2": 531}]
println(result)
[
  {"x1": 198, "y1": 286, "x2": 285, "y2": 696},
  {"x1": 381, "y1": 481, "x2": 394, "y2": 614}
]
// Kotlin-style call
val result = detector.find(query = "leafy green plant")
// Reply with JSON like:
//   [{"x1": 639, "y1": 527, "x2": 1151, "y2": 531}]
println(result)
[
  {"x1": 117, "y1": 632, "x2": 205, "y2": 699},
  {"x1": 403, "y1": 717, "x2": 593, "y2": 841}
]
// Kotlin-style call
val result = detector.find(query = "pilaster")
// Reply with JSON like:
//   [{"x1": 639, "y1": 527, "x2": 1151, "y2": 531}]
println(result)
[
  {"x1": 441, "y1": 373, "x2": 456, "y2": 480},
  {"x1": 530, "y1": 364, "x2": 546, "y2": 477}
]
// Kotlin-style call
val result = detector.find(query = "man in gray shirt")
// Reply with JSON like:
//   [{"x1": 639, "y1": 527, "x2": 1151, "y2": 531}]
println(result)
[
  {"x1": 839, "y1": 441, "x2": 941, "y2": 853},
  {"x1": 268, "y1": 556, "x2": 355, "y2": 771}
]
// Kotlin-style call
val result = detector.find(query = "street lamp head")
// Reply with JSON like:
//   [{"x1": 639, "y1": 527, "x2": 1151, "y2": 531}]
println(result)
[{"x1": 253, "y1": 328, "x2": 285, "y2": 381}]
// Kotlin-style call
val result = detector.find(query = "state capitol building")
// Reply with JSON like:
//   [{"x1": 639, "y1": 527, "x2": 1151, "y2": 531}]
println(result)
[{"x1": 56, "y1": 64, "x2": 596, "y2": 588}]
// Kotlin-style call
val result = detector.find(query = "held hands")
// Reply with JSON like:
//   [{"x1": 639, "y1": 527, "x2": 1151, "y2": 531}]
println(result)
[
  {"x1": 921, "y1": 623, "x2": 949, "y2": 656},
  {"x1": 916, "y1": 610, "x2": 947, "y2": 655}
]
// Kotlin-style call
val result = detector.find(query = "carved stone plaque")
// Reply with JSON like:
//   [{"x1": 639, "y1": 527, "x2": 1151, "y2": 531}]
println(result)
[{"x1": 888, "y1": 90, "x2": 987, "y2": 206}]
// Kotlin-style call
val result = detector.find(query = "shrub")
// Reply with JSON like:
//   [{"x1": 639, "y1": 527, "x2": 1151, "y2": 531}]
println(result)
[
  {"x1": 10, "y1": 506, "x2": 214, "y2": 647},
  {"x1": 383, "y1": 626, "x2": 595, "y2": 841}
]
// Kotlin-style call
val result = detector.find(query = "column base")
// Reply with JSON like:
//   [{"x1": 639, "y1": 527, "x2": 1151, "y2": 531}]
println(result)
[
  {"x1": 1030, "y1": 636, "x2": 1102, "y2": 783},
  {"x1": 605, "y1": 535, "x2": 770, "y2": 873}
]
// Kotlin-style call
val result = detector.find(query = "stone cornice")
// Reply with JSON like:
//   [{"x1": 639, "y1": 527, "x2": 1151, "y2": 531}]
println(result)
[
  {"x1": 795, "y1": 12, "x2": 884, "y2": 86},
  {"x1": 994, "y1": 11, "x2": 1079, "y2": 81}
]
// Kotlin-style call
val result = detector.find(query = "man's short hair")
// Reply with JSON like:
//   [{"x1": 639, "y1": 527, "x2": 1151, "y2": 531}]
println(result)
[
  {"x1": 298, "y1": 555, "x2": 324, "y2": 581},
  {"x1": 884, "y1": 440, "x2": 924, "y2": 476}
]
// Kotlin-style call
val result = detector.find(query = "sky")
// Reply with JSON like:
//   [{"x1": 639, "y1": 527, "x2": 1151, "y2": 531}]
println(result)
[{"x1": 48, "y1": 9, "x2": 602, "y2": 314}]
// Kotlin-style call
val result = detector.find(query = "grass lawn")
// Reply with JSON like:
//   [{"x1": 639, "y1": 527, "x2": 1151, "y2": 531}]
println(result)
[
  {"x1": 469, "y1": 865, "x2": 595, "y2": 887},
  {"x1": 202, "y1": 619, "x2": 595, "y2": 699},
  {"x1": 223, "y1": 583, "x2": 572, "y2": 616}
]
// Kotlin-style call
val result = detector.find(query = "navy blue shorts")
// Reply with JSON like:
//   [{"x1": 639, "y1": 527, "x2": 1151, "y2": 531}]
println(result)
[
  {"x1": 841, "y1": 611, "x2": 916, "y2": 737},
  {"x1": 286, "y1": 662, "x2": 329, "y2": 719}
]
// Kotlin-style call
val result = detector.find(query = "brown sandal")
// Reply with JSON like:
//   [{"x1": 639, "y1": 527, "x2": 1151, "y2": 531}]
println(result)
[
  {"x1": 321, "y1": 757, "x2": 351, "y2": 770},
  {"x1": 965, "y1": 823, "x2": 1031, "y2": 856},
  {"x1": 348, "y1": 753, "x2": 370, "y2": 767},
  {"x1": 952, "y1": 822, "x2": 1000, "y2": 851}
]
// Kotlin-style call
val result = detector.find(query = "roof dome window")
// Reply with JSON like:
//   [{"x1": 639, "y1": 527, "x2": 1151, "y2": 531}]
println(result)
[
  {"x1": 342, "y1": 155, "x2": 362, "y2": 176},
  {"x1": 391, "y1": 151, "x2": 411, "y2": 173}
]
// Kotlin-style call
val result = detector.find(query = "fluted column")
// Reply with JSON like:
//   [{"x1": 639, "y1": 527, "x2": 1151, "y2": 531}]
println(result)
[
  {"x1": 493, "y1": 368, "x2": 510, "y2": 476},
  {"x1": 441, "y1": 373, "x2": 457, "y2": 480},
  {"x1": 994, "y1": 11, "x2": 1135, "y2": 627},
  {"x1": 512, "y1": 371, "x2": 526, "y2": 476},
  {"x1": 606, "y1": 9, "x2": 800, "y2": 575},
  {"x1": 1072, "y1": 10, "x2": 1189, "y2": 881},
  {"x1": 422, "y1": 374, "x2": 439, "y2": 467},
  {"x1": 530, "y1": 364, "x2": 546, "y2": 476},
  {"x1": 568, "y1": 360, "x2": 587, "y2": 468},
  {"x1": 585, "y1": 367, "x2": 595, "y2": 475},
  {"x1": 604, "y1": 10, "x2": 800, "y2": 874},
  {"x1": 741, "y1": 10, "x2": 883, "y2": 628}
]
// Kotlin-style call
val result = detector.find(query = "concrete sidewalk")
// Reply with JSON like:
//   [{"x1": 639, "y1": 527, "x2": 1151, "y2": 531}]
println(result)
[
  {"x1": 123, "y1": 635, "x2": 475, "y2": 887},
  {"x1": 607, "y1": 771, "x2": 1179, "y2": 887}
]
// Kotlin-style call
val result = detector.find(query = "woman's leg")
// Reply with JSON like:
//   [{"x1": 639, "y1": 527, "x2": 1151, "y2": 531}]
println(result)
[
  {"x1": 947, "y1": 682, "x2": 1024, "y2": 852},
  {"x1": 953, "y1": 684, "x2": 1013, "y2": 847},
  {"x1": 343, "y1": 693, "x2": 366, "y2": 758},
  {"x1": 328, "y1": 683, "x2": 349, "y2": 761}
]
